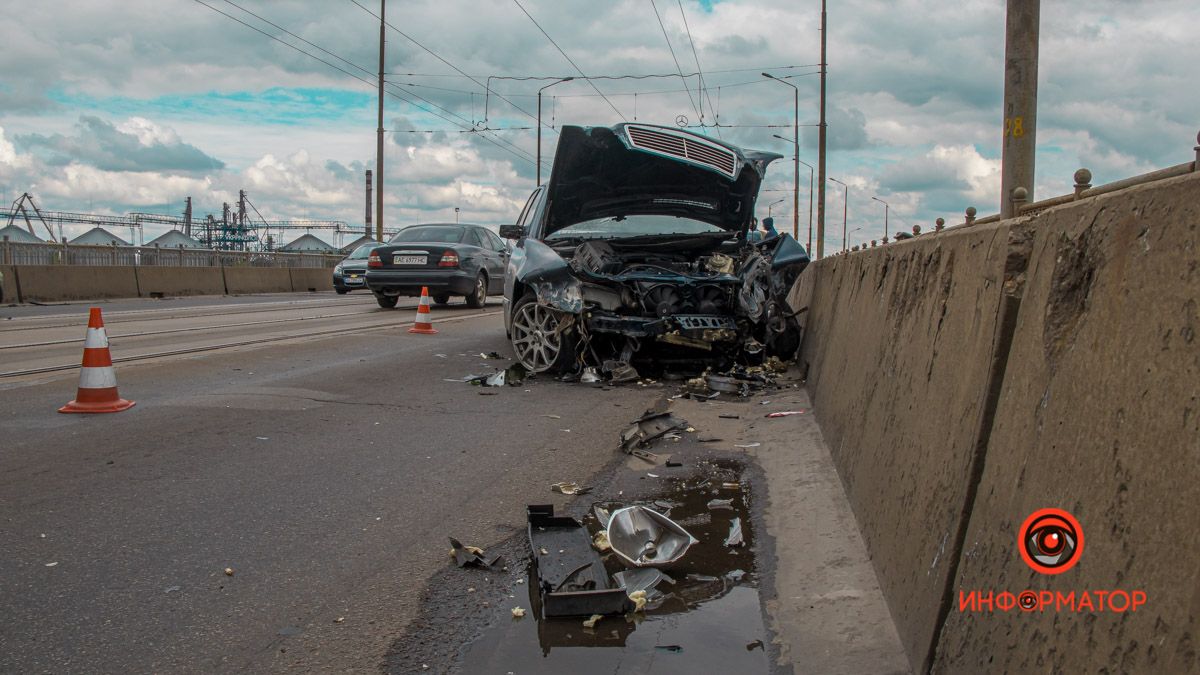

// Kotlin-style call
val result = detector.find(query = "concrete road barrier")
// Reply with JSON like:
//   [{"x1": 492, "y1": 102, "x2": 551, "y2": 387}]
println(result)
[
  {"x1": 0, "y1": 265, "x2": 18, "y2": 303},
  {"x1": 135, "y1": 267, "x2": 226, "y2": 297},
  {"x1": 222, "y1": 267, "x2": 292, "y2": 294},
  {"x1": 791, "y1": 171, "x2": 1200, "y2": 672},
  {"x1": 289, "y1": 268, "x2": 333, "y2": 293},
  {"x1": 793, "y1": 218, "x2": 1019, "y2": 667},
  {"x1": 932, "y1": 172, "x2": 1200, "y2": 674},
  {"x1": 15, "y1": 265, "x2": 140, "y2": 302}
]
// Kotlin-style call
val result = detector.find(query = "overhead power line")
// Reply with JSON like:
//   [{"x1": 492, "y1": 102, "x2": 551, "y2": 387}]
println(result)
[
  {"x1": 192, "y1": 0, "x2": 539, "y2": 167},
  {"x1": 510, "y1": 0, "x2": 627, "y2": 121},
  {"x1": 346, "y1": 0, "x2": 548, "y2": 135},
  {"x1": 650, "y1": 0, "x2": 702, "y2": 125},
  {"x1": 678, "y1": 0, "x2": 720, "y2": 136}
]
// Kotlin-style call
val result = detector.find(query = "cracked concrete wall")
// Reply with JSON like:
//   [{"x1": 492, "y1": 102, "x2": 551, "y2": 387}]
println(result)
[
  {"x1": 791, "y1": 219, "x2": 1016, "y2": 670},
  {"x1": 791, "y1": 170, "x2": 1200, "y2": 673},
  {"x1": 932, "y1": 173, "x2": 1200, "y2": 673}
]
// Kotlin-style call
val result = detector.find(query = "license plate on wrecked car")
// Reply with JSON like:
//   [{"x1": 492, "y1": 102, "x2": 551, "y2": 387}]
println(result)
[{"x1": 393, "y1": 254, "x2": 426, "y2": 265}]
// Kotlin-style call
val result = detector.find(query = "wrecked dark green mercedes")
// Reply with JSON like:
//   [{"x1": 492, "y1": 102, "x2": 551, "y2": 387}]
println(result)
[{"x1": 500, "y1": 123, "x2": 809, "y2": 378}]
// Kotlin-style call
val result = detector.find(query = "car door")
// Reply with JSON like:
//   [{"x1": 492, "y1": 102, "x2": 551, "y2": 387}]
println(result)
[
  {"x1": 466, "y1": 228, "x2": 503, "y2": 291},
  {"x1": 483, "y1": 229, "x2": 509, "y2": 293}
]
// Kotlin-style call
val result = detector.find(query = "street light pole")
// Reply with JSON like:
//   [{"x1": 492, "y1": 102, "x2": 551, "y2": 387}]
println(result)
[
  {"x1": 829, "y1": 176, "x2": 847, "y2": 252},
  {"x1": 762, "y1": 73, "x2": 799, "y2": 241},
  {"x1": 537, "y1": 77, "x2": 574, "y2": 186},
  {"x1": 767, "y1": 198, "x2": 785, "y2": 218},
  {"x1": 817, "y1": 0, "x2": 827, "y2": 259},
  {"x1": 375, "y1": 0, "x2": 385, "y2": 242},
  {"x1": 871, "y1": 196, "x2": 889, "y2": 240}
]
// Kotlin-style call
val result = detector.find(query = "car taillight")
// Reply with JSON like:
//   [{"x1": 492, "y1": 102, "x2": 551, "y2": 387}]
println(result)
[
  {"x1": 438, "y1": 251, "x2": 459, "y2": 267},
  {"x1": 368, "y1": 253, "x2": 381, "y2": 267}
]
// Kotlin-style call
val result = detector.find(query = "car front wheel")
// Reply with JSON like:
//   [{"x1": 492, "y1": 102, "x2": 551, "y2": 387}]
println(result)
[{"x1": 510, "y1": 294, "x2": 575, "y2": 373}]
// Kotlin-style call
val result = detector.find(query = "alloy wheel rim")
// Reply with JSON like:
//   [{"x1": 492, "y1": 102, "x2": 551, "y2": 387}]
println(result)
[{"x1": 511, "y1": 302, "x2": 562, "y2": 372}]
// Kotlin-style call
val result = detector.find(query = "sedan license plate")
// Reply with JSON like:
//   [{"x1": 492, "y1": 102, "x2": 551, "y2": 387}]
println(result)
[{"x1": 393, "y1": 254, "x2": 426, "y2": 265}]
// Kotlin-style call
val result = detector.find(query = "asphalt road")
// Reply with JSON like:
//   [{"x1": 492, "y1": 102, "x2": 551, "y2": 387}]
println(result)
[{"x1": 0, "y1": 292, "x2": 661, "y2": 672}]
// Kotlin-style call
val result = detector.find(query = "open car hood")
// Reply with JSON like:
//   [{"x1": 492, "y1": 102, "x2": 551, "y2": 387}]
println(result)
[{"x1": 543, "y1": 124, "x2": 781, "y2": 237}]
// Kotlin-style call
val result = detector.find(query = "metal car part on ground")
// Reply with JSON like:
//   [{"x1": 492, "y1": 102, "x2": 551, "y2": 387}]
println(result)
[{"x1": 500, "y1": 124, "x2": 809, "y2": 377}]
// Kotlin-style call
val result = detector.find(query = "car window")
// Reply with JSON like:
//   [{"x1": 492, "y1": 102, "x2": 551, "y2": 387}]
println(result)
[
  {"x1": 388, "y1": 226, "x2": 465, "y2": 243},
  {"x1": 346, "y1": 243, "x2": 376, "y2": 259},
  {"x1": 514, "y1": 190, "x2": 539, "y2": 230},
  {"x1": 545, "y1": 215, "x2": 724, "y2": 241},
  {"x1": 485, "y1": 229, "x2": 506, "y2": 251},
  {"x1": 467, "y1": 228, "x2": 486, "y2": 248}
]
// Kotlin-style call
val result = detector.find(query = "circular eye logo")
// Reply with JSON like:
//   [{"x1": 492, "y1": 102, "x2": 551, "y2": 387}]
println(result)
[{"x1": 1018, "y1": 508, "x2": 1084, "y2": 574}]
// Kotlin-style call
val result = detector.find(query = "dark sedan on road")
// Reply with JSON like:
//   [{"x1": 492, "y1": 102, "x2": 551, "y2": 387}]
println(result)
[
  {"x1": 365, "y1": 223, "x2": 509, "y2": 309},
  {"x1": 332, "y1": 242, "x2": 376, "y2": 294}
]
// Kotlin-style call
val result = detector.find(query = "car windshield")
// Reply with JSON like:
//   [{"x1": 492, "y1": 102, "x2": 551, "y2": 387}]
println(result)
[
  {"x1": 389, "y1": 226, "x2": 464, "y2": 243},
  {"x1": 545, "y1": 215, "x2": 725, "y2": 241},
  {"x1": 346, "y1": 243, "x2": 375, "y2": 259}
]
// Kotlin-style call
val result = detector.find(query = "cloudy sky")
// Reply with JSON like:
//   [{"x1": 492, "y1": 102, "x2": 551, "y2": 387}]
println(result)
[{"x1": 0, "y1": 0, "x2": 1196, "y2": 250}]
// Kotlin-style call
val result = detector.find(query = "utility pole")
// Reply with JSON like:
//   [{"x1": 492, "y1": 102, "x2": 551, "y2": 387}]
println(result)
[
  {"x1": 184, "y1": 197, "x2": 192, "y2": 237},
  {"x1": 817, "y1": 0, "x2": 827, "y2": 258},
  {"x1": 365, "y1": 169, "x2": 373, "y2": 238},
  {"x1": 999, "y1": 0, "x2": 1039, "y2": 218},
  {"x1": 375, "y1": 0, "x2": 386, "y2": 242}
]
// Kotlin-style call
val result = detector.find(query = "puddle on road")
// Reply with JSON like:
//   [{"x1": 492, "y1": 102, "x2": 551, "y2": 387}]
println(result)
[{"x1": 460, "y1": 459, "x2": 769, "y2": 673}]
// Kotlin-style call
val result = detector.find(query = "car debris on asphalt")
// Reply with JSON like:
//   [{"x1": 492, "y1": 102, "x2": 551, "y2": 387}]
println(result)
[
  {"x1": 725, "y1": 517, "x2": 745, "y2": 547},
  {"x1": 448, "y1": 537, "x2": 501, "y2": 568},
  {"x1": 764, "y1": 410, "x2": 805, "y2": 418},
  {"x1": 606, "y1": 505, "x2": 699, "y2": 568},
  {"x1": 551, "y1": 481, "x2": 591, "y2": 496}
]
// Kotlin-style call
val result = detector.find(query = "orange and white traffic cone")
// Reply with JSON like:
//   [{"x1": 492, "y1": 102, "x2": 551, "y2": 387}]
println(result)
[
  {"x1": 408, "y1": 286, "x2": 439, "y2": 335},
  {"x1": 59, "y1": 307, "x2": 135, "y2": 414}
]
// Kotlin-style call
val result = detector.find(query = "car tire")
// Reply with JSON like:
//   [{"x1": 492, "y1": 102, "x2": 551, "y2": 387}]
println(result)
[
  {"x1": 509, "y1": 293, "x2": 576, "y2": 374},
  {"x1": 375, "y1": 293, "x2": 398, "y2": 309},
  {"x1": 432, "y1": 293, "x2": 451, "y2": 305},
  {"x1": 336, "y1": 288, "x2": 349, "y2": 295},
  {"x1": 466, "y1": 273, "x2": 488, "y2": 309}
]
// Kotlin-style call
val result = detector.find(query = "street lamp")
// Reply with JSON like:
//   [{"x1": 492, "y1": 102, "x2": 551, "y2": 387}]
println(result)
[
  {"x1": 454, "y1": 207, "x2": 460, "y2": 224},
  {"x1": 871, "y1": 196, "x2": 889, "y2": 240},
  {"x1": 773, "y1": 134, "x2": 814, "y2": 253},
  {"x1": 762, "y1": 73, "x2": 799, "y2": 243},
  {"x1": 537, "y1": 77, "x2": 574, "y2": 186},
  {"x1": 828, "y1": 176, "x2": 848, "y2": 252},
  {"x1": 767, "y1": 198, "x2": 785, "y2": 218}
]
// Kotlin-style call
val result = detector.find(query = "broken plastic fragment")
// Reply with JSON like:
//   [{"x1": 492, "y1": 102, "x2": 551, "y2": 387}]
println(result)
[
  {"x1": 224, "y1": 567, "x2": 234, "y2": 576},
  {"x1": 628, "y1": 590, "x2": 648, "y2": 612},
  {"x1": 449, "y1": 537, "x2": 501, "y2": 568},
  {"x1": 551, "y1": 481, "x2": 591, "y2": 495},
  {"x1": 765, "y1": 410, "x2": 806, "y2": 418},
  {"x1": 733, "y1": 443, "x2": 760, "y2": 448},
  {"x1": 592, "y1": 530, "x2": 611, "y2": 552},
  {"x1": 725, "y1": 517, "x2": 745, "y2": 547},
  {"x1": 511, "y1": 607, "x2": 526, "y2": 618},
  {"x1": 582, "y1": 614, "x2": 604, "y2": 628},
  {"x1": 707, "y1": 498, "x2": 734, "y2": 510},
  {"x1": 613, "y1": 568, "x2": 670, "y2": 597},
  {"x1": 580, "y1": 367, "x2": 601, "y2": 383}
]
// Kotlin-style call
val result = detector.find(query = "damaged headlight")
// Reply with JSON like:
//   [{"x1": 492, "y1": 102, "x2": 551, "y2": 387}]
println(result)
[{"x1": 533, "y1": 277, "x2": 584, "y2": 314}]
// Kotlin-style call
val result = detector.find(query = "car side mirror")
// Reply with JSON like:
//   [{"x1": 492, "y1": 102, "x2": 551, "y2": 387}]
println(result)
[{"x1": 499, "y1": 224, "x2": 525, "y2": 239}]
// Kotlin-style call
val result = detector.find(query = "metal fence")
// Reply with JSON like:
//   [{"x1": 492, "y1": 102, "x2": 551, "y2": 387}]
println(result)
[{"x1": 0, "y1": 240, "x2": 343, "y2": 268}]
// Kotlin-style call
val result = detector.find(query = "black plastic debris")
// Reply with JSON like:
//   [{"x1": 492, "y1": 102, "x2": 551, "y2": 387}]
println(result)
[
  {"x1": 619, "y1": 404, "x2": 689, "y2": 455},
  {"x1": 527, "y1": 505, "x2": 632, "y2": 618},
  {"x1": 449, "y1": 537, "x2": 501, "y2": 568}
]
